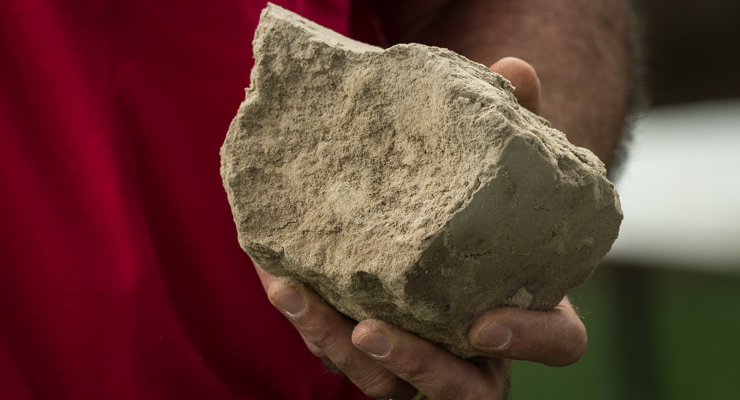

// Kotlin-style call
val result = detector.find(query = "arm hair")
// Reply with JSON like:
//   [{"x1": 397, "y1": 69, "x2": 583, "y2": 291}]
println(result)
[{"x1": 366, "y1": 0, "x2": 646, "y2": 169}]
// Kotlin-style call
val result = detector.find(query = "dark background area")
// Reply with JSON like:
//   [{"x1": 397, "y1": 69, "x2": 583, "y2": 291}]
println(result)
[{"x1": 639, "y1": 0, "x2": 740, "y2": 105}]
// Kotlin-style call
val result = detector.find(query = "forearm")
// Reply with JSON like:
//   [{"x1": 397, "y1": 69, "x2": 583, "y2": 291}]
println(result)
[{"x1": 371, "y1": 0, "x2": 637, "y2": 167}]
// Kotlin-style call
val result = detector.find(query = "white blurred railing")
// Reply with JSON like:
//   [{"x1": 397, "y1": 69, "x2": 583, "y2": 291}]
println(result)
[{"x1": 605, "y1": 100, "x2": 740, "y2": 271}]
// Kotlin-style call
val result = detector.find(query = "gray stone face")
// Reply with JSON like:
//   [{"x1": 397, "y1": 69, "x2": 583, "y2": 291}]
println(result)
[{"x1": 220, "y1": 4, "x2": 622, "y2": 358}]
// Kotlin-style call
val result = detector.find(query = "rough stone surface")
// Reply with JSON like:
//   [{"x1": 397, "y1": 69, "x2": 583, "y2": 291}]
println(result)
[{"x1": 220, "y1": 4, "x2": 622, "y2": 358}]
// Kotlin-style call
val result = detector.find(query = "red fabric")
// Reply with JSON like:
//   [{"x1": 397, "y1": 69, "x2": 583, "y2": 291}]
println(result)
[{"x1": 0, "y1": 0, "x2": 369, "y2": 398}]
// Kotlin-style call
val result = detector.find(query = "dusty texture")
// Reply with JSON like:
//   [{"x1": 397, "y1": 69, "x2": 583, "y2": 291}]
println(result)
[{"x1": 220, "y1": 4, "x2": 622, "y2": 358}]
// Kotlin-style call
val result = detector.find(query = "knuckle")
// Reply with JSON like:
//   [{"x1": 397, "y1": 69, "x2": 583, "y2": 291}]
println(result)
[
  {"x1": 563, "y1": 328, "x2": 588, "y2": 365},
  {"x1": 302, "y1": 337, "x2": 325, "y2": 358},
  {"x1": 329, "y1": 351, "x2": 361, "y2": 373},
  {"x1": 393, "y1": 355, "x2": 427, "y2": 379},
  {"x1": 547, "y1": 324, "x2": 588, "y2": 367},
  {"x1": 295, "y1": 308, "x2": 344, "y2": 350},
  {"x1": 574, "y1": 325, "x2": 588, "y2": 352},
  {"x1": 301, "y1": 322, "x2": 342, "y2": 350},
  {"x1": 540, "y1": 306, "x2": 588, "y2": 367}
]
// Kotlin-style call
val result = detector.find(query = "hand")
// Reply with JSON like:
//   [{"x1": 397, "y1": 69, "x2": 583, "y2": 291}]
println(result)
[
  {"x1": 257, "y1": 270, "x2": 586, "y2": 400},
  {"x1": 255, "y1": 58, "x2": 587, "y2": 400}
]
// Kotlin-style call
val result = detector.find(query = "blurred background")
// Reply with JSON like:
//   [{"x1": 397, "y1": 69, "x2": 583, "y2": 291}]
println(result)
[{"x1": 510, "y1": 1, "x2": 740, "y2": 398}]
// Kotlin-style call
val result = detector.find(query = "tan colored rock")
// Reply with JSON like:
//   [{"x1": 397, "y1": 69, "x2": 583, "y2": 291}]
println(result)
[{"x1": 220, "y1": 4, "x2": 622, "y2": 358}]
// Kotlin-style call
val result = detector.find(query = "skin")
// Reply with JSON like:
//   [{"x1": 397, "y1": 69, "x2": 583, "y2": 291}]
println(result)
[
  {"x1": 258, "y1": 1, "x2": 635, "y2": 398},
  {"x1": 369, "y1": 0, "x2": 633, "y2": 167}
]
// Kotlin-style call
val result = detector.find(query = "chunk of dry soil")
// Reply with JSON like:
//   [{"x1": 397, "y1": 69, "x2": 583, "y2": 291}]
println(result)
[{"x1": 220, "y1": 3, "x2": 622, "y2": 358}]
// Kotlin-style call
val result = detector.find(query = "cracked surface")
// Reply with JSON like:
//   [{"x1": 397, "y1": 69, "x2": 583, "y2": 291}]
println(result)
[{"x1": 220, "y1": 4, "x2": 623, "y2": 358}]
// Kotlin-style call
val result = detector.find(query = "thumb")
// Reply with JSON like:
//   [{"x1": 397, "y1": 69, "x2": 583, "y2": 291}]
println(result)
[
  {"x1": 490, "y1": 57, "x2": 541, "y2": 115},
  {"x1": 468, "y1": 297, "x2": 587, "y2": 367}
]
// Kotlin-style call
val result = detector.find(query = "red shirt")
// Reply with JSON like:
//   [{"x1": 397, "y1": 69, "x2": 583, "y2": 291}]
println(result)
[{"x1": 0, "y1": 0, "x2": 369, "y2": 398}]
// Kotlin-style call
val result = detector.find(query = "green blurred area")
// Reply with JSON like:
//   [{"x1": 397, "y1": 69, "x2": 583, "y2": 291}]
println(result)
[{"x1": 509, "y1": 264, "x2": 740, "y2": 399}]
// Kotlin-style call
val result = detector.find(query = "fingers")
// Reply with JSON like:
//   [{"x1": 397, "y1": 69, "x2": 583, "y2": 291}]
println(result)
[
  {"x1": 265, "y1": 276, "x2": 418, "y2": 399},
  {"x1": 352, "y1": 320, "x2": 510, "y2": 400},
  {"x1": 468, "y1": 297, "x2": 588, "y2": 367},
  {"x1": 260, "y1": 267, "x2": 512, "y2": 400},
  {"x1": 257, "y1": 263, "x2": 582, "y2": 399},
  {"x1": 489, "y1": 57, "x2": 541, "y2": 115}
]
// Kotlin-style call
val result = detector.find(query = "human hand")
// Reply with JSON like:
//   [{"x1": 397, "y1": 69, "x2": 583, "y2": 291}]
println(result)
[
  {"x1": 257, "y1": 267, "x2": 586, "y2": 400},
  {"x1": 254, "y1": 58, "x2": 587, "y2": 399}
]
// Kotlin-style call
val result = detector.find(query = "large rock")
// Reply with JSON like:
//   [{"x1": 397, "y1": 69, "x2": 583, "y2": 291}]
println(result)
[{"x1": 220, "y1": 4, "x2": 622, "y2": 358}]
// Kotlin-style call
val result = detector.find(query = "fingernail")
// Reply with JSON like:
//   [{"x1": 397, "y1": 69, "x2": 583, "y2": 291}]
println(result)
[
  {"x1": 271, "y1": 287, "x2": 305, "y2": 318},
  {"x1": 356, "y1": 332, "x2": 392, "y2": 358},
  {"x1": 477, "y1": 322, "x2": 512, "y2": 350}
]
